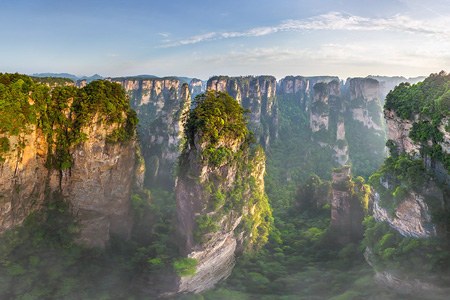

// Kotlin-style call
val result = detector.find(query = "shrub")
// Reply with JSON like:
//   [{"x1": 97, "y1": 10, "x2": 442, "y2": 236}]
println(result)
[{"x1": 173, "y1": 258, "x2": 197, "y2": 276}]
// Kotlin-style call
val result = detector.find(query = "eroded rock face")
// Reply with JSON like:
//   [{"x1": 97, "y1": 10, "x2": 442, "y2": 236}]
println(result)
[
  {"x1": 372, "y1": 188, "x2": 439, "y2": 238},
  {"x1": 0, "y1": 119, "x2": 140, "y2": 248},
  {"x1": 207, "y1": 76, "x2": 277, "y2": 147},
  {"x1": 330, "y1": 166, "x2": 367, "y2": 244},
  {"x1": 112, "y1": 77, "x2": 191, "y2": 187},
  {"x1": 278, "y1": 76, "x2": 339, "y2": 111},
  {"x1": 346, "y1": 78, "x2": 384, "y2": 130},
  {"x1": 385, "y1": 110, "x2": 420, "y2": 155},
  {"x1": 62, "y1": 121, "x2": 139, "y2": 247},
  {"x1": 0, "y1": 128, "x2": 48, "y2": 233},
  {"x1": 174, "y1": 92, "x2": 272, "y2": 294},
  {"x1": 175, "y1": 145, "x2": 268, "y2": 293},
  {"x1": 189, "y1": 78, "x2": 206, "y2": 99}
]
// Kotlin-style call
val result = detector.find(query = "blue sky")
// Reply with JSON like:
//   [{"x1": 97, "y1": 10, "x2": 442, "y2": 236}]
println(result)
[{"x1": 1, "y1": 0, "x2": 450, "y2": 79}]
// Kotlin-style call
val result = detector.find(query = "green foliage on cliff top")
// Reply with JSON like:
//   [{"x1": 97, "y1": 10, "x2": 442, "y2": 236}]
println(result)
[
  {"x1": 181, "y1": 92, "x2": 273, "y2": 251},
  {"x1": 31, "y1": 76, "x2": 74, "y2": 86},
  {"x1": 385, "y1": 71, "x2": 450, "y2": 172},
  {"x1": 184, "y1": 91, "x2": 250, "y2": 151},
  {"x1": 385, "y1": 71, "x2": 450, "y2": 120},
  {"x1": 0, "y1": 73, "x2": 137, "y2": 168}
]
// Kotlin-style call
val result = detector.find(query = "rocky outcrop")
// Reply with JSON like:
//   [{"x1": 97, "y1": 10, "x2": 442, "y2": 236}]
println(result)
[
  {"x1": 0, "y1": 119, "x2": 140, "y2": 248},
  {"x1": 189, "y1": 78, "x2": 206, "y2": 99},
  {"x1": 438, "y1": 117, "x2": 450, "y2": 154},
  {"x1": 0, "y1": 77, "x2": 141, "y2": 248},
  {"x1": 0, "y1": 128, "x2": 48, "y2": 233},
  {"x1": 278, "y1": 76, "x2": 339, "y2": 111},
  {"x1": 330, "y1": 166, "x2": 368, "y2": 244},
  {"x1": 207, "y1": 76, "x2": 277, "y2": 147},
  {"x1": 385, "y1": 110, "x2": 420, "y2": 155},
  {"x1": 174, "y1": 91, "x2": 272, "y2": 293},
  {"x1": 372, "y1": 189, "x2": 439, "y2": 238},
  {"x1": 345, "y1": 78, "x2": 384, "y2": 131},
  {"x1": 111, "y1": 77, "x2": 191, "y2": 187},
  {"x1": 309, "y1": 80, "x2": 341, "y2": 132},
  {"x1": 366, "y1": 72, "x2": 450, "y2": 297},
  {"x1": 367, "y1": 75, "x2": 426, "y2": 102}
]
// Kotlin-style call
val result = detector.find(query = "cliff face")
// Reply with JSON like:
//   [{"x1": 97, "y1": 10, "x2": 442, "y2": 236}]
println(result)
[
  {"x1": 0, "y1": 76, "x2": 140, "y2": 248},
  {"x1": 0, "y1": 127, "x2": 48, "y2": 233},
  {"x1": 372, "y1": 188, "x2": 439, "y2": 238},
  {"x1": 111, "y1": 77, "x2": 191, "y2": 187},
  {"x1": 189, "y1": 78, "x2": 206, "y2": 99},
  {"x1": 60, "y1": 120, "x2": 140, "y2": 247},
  {"x1": 277, "y1": 76, "x2": 385, "y2": 171},
  {"x1": 343, "y1": 78, "x2": 386, "y2": 176},
  {"x1": 174, "y1": 91, "x2": 272, "y2": 293},
  {"x1": 207, "y1": 76, "x2": 277, "y2": 147},
  {"x1": 278, "y1": 76, "x2": 339, "y2": 111},
  {"x1": 385, "y1": 110, "x2": 420, "y2": 154},
  {"x1": 346, "y1": 78, "x2": 383, "y2": 131},
  {"x1": 330, "y1": 166, "x2": 368, "y2": 244},
  {"x1": 0, "y1": 119, "x2": 140, "y2": 248},
  {"x1": 366, "y1": 72, "x2": 450, "y2": 297}
]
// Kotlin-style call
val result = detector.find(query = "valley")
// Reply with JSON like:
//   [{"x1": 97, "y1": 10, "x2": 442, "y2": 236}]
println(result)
[{"x1": 0, "y1": 71, "x2": 448, "y2": 299}]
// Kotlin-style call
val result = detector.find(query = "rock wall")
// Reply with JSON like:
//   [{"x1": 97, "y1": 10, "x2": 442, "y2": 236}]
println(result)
[
  {"x1": 174, "y1": 92, "x2": 272, "y2": 293},
  {"x1": 330, "y1": 166, "x2": 367, "y2": 243},
  {"x1": 385, "y1": 110, "x2": 420, "y2": 155},
  {"x1": 277, "y1": 75, "x2": 339, "y2": 111},
  {"x1": 372, "y1": 189, "x2": 438, "y2": 238},
  {"x1": 207, "y1": 76, "x2": 278, "y2": 147},
  {"x1": 366, "y1": 72, "x2": 450, "y2": 297},
  {"x1": 0, "y1": 119, "x2": 140, "y2": 248},
  {"x1": 189, "y1": 78, "x2": 206, "y2": 99},
  {"x1": 0, "y1": 128, "x2": 48, "y2": 233},
  {"x1": 111, "y1": 77, "x2": 191, "y2": 187}
]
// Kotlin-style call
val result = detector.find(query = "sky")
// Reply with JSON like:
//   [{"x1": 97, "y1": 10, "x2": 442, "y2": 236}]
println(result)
[{"x1": 1, "y1": 0, "x2": 450, "y2": 80}]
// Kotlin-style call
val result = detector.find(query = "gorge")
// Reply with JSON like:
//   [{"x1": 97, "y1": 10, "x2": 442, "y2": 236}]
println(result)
[{"x1": 0, "y1": 71, "x2": 448, "y2": 299}]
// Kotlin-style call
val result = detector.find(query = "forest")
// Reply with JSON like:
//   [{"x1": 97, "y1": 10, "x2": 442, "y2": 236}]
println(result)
[{"x1": 0, "y1": 72, "x2": 449, "y2": 299}]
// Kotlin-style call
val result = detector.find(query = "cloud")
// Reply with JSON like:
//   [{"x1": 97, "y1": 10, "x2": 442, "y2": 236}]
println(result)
[
  {"x1": 160, "y1": 12, "x2": 450, "y2": 48},
  {"x1": 181, "y1": 41, "x2": 450, "y2": 78}
]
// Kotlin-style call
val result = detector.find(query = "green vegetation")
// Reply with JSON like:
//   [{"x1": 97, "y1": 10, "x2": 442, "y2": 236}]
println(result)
[
  {"x1": 385, "y1": 71, "x2": 450, "y2": 171},
  {"x1": 369, "y1": 152, "x2": 427, "y2": 214},
  {"x1": 344, "y1": 117, "x2": 386, "y2": 179},
  {"x1": 184, "y1": 91, "x2": 250, "y2": 155},
  {"x1": 194, "y1": 215, "x2": 219, "y2": 242},
  {"x1": 0, "y1": 73, "x2": 137, "y2": 168},
  {"x1": 181, "y1": 92, "x2": 272, "y2": 250},
  {"x1": 385, "y1": 71, "x2": 450, "y2": 119},
  {"x1": 173, "y1": 258, "x2": 198, "y2": 276},
  {"x1": 31, "y1": 76, "x2": 74, "y2": 86},
  {"x1": 0, "y1": 187, "x2": 183, "y2": 299},
  {"x1": 363, "y1": 216, "x2": 449, "y2": 275}
]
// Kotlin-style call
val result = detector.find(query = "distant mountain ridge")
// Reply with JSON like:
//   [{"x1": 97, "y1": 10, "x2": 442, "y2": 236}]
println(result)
[{"x1": 32, "y1": 73, "x2": 103, "y2": 83}]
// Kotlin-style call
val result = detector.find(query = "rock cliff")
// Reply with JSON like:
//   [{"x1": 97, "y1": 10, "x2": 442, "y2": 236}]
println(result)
[
  {"x1": 0, "y1": 75, "x2": 140, "y2": 248},
  {"x1": 330, "y1": 166, "x2": 369, "y2": 244},
  {"x1": 207, "y1": 76, "x2": 277, "y2": 147},
  {"x1": 365, "y1": 72, "x2": 450, "y2": 297},
  {"x1": 111, "y1": 77, "x2": 191, "y2": 187},
  {"x1": 174, "y1": 91, "x2": 272, "y2": 293},
  {"x1": 278, "y1": 75, "x2": 339, "y2": 111},
  {"x1": 189, "y1": 78, "x2": 206, "y2": 99}
]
